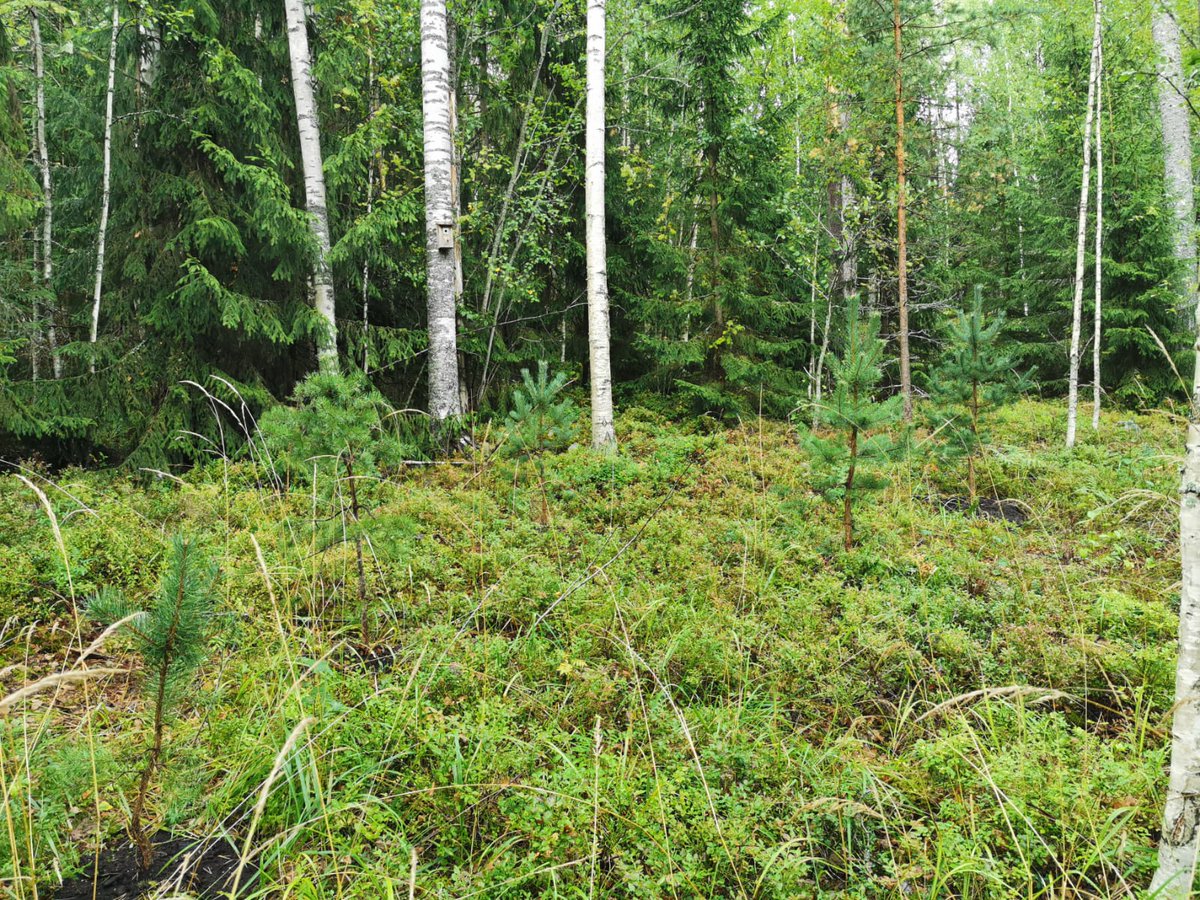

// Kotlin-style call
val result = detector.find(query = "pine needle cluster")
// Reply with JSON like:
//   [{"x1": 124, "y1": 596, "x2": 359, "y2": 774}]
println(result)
[
  {"x1": 800, "y1": 300, "x2": 905, "y2": 550},
  {"x1": 86, "y1": 535, "x2": 217, "y2": 870},
  {"x1": 926, "y1": 288, "x2": 1033, "y2": 501}
]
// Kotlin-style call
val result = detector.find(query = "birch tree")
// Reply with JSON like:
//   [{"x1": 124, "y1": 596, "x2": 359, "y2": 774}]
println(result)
[
  {"x1": 1064, "y1": 0, "x2": 1101, "y2": 449},
  {"x1": 585, "y1": 0, "x2": 616, "y2": 450},
  {"x1": 31, "y1": 8, "x2": 60, "y2": 379},
  {"x1": 420, "y1": 0, "x2": 463, "y2": 422},
  {"x1": 88, "y1": 3, "x2": 120, "y2": 373},
  {"x1": 284, "y1": 0, "x2": 339, "y2": 374},
  {"x1": 1151, "y1": 3, "x2": 1200, "y2": 895}
]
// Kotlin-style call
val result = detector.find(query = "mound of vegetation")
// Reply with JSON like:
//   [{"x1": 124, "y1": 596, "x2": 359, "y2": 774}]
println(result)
[{"x1": 0, "y1": 399, "x2": 1180, "y2": 898}]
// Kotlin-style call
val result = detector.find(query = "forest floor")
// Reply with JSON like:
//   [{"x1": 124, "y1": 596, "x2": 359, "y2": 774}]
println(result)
[{"x1": 0, "y1": 399, "x2": 1184, "y2": 899}]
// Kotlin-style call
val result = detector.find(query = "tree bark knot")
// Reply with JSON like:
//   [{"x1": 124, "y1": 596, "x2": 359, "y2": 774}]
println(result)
[{"x1": 1166, "y1": 796, "x2": 1200, "y2": 847}]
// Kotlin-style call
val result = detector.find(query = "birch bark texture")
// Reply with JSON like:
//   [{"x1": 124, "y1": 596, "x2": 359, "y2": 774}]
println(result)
[
  {"x1": 1064, "y1": 0, "x2": 1101, "y2": 449},
  {"x1": 420, "y1": 0, "x2": 463, "y2": 422},
  {"x1": 1151, "y1": 3, "x2": 1200, "y2": 896},
  {"x1": 1153, "y1": 3, "x2": 1197, "y2": 317},
  {"x1": 585, "y1": 0, "x2": 616, "y2": 450},
  {"x1": 31, "y1": 9, "x2": 60, "y2": 379},
  {"x1": 284, "y1": 0, "x2": 339, "y2": 374},
  {"x1": 88, "y1": 3, "x2": 120, "y2": 373}
]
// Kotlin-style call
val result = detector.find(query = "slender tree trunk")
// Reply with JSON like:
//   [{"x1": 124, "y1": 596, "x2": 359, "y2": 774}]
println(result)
[
  {"x1": 1151, "y1": 3, "x2": 1200, "y2": 894},
  {"x1": 88, "y1": 3, "x2": 120, "y2": 374},
  {"x1": 31, "y1": 9, "x2": 60, "y2": 379},
  {"x1": 134, "y1": 1, "x2": 159, "y2": 147},
  {"x1": 284, "y1": 0, "x2": 339, "y2": 374},
  {"x1": 586, "y1": 0, "x2": 616, "y2": 450},
  {"x1": 1065, "y1": 0, "x2": 1101, "y2": 449},
  {"x1": 1001, "y1": 44, "x2": 1029, "y2": 315},
  {"x1": 1092, "y1": 47, "x2": 1104, "y2": 430},
  {"x1": 420, "y1": 0, "x2": 463, "y2": 421},
  {"x1": 361, "y1": 44, "x2": 376, "y2": 374},
  {"x1": 893, "y1": 0, "x2": 912, "y2": 421},
  {"x1": 812, "y1": 295, "x2": 833, "y2": 429},
  {"x1": 843, "y1": 424, "x2": 858, "y2": 551}
]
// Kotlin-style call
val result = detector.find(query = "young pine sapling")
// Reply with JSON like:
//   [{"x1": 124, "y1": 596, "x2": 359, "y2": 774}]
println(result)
[
  {"x1": 259, "y1": 372, "x2": 402, "y2": 644},
  {"x1": 86, "y1": 535, "x2": 217, "y2": 870},
  {"x1": 926, "y1": 287, "x2": 1033, "y2": 503},
  {"x1": 800, "y1": 300, "x2": 905, "y2": 551},
  {"x1": 503, "y1": 362, "x2": 579, "y2": 525}
]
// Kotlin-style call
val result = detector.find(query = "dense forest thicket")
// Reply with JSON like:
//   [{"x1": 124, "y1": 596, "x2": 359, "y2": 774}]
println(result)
[
  {"x1": 0, "y1": 0, "x2": 1192, "y2": 463},
  {"x1": 6, "y1": 0, "x2": 1200, "y2": 897}
]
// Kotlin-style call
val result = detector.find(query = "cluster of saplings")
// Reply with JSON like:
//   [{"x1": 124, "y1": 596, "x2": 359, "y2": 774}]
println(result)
[
  {"x1": 800, "y1": 289, "x2": 1031, "y2": 550},
  {"x1": 80, "y1": 294, "x2": 1019, "y2": 867}
]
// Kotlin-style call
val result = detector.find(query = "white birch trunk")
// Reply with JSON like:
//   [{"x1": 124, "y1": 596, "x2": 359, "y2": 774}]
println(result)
[
  {"x1": 284, "y1": 0, "x2": 339, "y2": 374},
  {"x1": 1065, "y1": 0, "x2": 1101, "y2": 449},
  {"x1": 31, "y1": 9, "x2": 60, "y2": 379},
  {"x1": 420, "y1": 0, "x2": 462, "y2": 421},
  {"x1": 586, "y1": 0, "x2": 616, "y2": 450},
  {"x1": 1151, "y1": 3, "x2": 1200, "y2": 894},
  {"x1": 1091, "y1": 49, "x2": 1103, "y2": 430},
  {"x1": 1153, "y1": 2, "x2": 1197, "y2": 318},
  {"x1": 88, "y1": 3, "x2": 119, "y2": 374}
]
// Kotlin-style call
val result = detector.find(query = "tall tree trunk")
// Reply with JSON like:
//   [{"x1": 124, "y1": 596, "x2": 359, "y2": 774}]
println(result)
[
  {"x1": 31, "y1": 9, "x2": 60, "y2": 379},
  {"x1": 893, "y1": 0, "x2": 913, "y2": 421},
  {"x1": 1154, "y1": 2, "x2": 1197, "y2": 319},
  {"x1": 1151, "y1": 3, "x2": 1200, "y2": 895},
  {"x1": 284, "y1": 0, "x2": 339, "y2": 374},
  {"x1": 586, "y1": 0, "x2": 616, "y2": 450},
  {"x1": 88, "y1": 3, "x2": 119, "y2": 374},
  {"x1": 1092, "y1": 47, "x2": 1104, "y2": 430},
  {"x1": 361, "y1": 42, "x2": 377, "y2": 374},
  {"x1": 1065, "y1": 0, "x2": 1101, "y2": 449},
  {"x1": 420, "y1": 0, "x2": 463, "y2": 422}
]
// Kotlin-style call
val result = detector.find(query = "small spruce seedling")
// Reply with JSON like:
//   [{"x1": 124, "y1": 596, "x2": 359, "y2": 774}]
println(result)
[
  {"x1": 926, "y1": 287, "x2": 1033, "y2": 503},
  {"x1": 800, "y1": 299, "x2": 905, "y2": 550},
  {"x1": 86, "y1": 535, "x2": 216, "y2": 870}
]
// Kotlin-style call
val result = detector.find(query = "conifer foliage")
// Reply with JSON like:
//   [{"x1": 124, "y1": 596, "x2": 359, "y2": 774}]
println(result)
[
  {"x1": 800, "y1": 300, "x2": 904, "y2": 551},
  {"x1": 927, "y1": 288, "x2": 1032, "y2": 502},
  {"x1": 503, "y1": 361, "x2": 579, "y2": 458},
  {"x1": 86, "y1": 535, "x2": 217, "y2": 870}
]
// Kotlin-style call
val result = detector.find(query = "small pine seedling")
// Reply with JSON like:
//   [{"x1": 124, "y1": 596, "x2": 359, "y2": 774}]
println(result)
[
  {"x1": 800, "y1": 299, "x2": 905, "y2": 550},
  {"x1": 503, "y1": 361, "x2": 579, "y2": 458},
  {"x1": 503, "y1": 362, "x2": 579, "y2": 525},
  {"x1": 926, "y1": 287, "x2": 1033, "y2": 502},
  {"x1": 259, "y1": 372, "x2": 403, "y2": 643},
  {"x1": 86, "y1": 535, "x2": 217, "y2": 870}
]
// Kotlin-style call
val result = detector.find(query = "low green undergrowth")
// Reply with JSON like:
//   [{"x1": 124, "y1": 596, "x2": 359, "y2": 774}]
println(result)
[{"x1": 0, "y1": 399, "x2": 1181, "y2": 898}]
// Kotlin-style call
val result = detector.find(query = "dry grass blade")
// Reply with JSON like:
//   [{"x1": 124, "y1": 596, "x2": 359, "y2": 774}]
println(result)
[
  {"x1": 230, "y1": 716, "x2": 316, "y2": 896},
  {"x1": 916, "y1": 685, "x2": 1072, "y2": 722},
  {"x1": 0, "y1": 668, "x2": 128, "y2": 715},
  {"x1": 75, "y1": 610, "x2": 143, "y2": 665}
]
